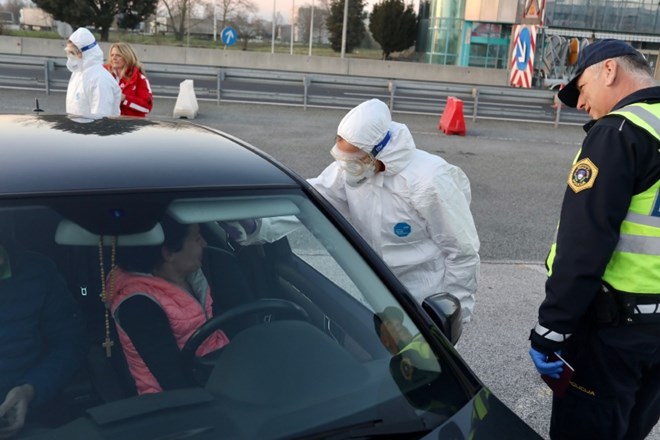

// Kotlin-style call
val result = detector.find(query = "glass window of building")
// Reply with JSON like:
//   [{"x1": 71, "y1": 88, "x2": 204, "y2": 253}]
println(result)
[
  {"x1": 545, "y1": 0, "x2": 660, "y2": 34},
  {"x1": 468, "y1": 23, "x2": 511, "y2": 68},
  {"x1": 424, "y1": 0, "x2": 466, "y2": 65}
]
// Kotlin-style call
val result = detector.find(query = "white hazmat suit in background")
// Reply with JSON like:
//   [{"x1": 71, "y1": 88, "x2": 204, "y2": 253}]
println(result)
[{"x1": 65, "y1": 28, "x2": 120, "y2": 118}]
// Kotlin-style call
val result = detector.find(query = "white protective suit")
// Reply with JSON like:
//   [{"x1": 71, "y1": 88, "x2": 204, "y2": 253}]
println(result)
[
  {"x1": 65, "y1": 28, "x2": 120, "y2": 118},
  {"x1": 239, "y1": 99, "x2": 480, "y2": 322},
  {"x1": 314, "y1": 99, "x2": 479, "y2": 321}
]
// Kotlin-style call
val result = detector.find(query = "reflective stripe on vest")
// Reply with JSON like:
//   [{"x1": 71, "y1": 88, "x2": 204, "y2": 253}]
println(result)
[
  {"x1": 606, "y1": 103, "x2": 660, "y2": 294},
  {"x1": 547, "y1": 103, "x2": 660, "y2": 295}
]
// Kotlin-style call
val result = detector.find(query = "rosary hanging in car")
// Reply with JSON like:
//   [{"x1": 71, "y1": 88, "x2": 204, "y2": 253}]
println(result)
[{"x1": 98, "y1": 236, "x2": 117, "y2": 358}]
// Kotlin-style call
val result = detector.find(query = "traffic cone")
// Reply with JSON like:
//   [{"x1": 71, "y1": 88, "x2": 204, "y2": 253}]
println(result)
[
  {"x1": 438, "y1": 97, "x2": 466, "y2": 136},
  {"x1": 173, "y1": 79, "x2": 199, "y2": 119}
]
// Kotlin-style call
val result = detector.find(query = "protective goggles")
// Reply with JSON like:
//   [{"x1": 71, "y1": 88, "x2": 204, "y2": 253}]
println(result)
[{"x1": 330, "y1": 144, "x2": 374, "y2": 176}]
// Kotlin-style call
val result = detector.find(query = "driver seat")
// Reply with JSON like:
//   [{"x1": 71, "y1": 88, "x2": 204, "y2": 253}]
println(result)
[{"x1": 203, "y1": 246, "x2": 257, "y2": 337}]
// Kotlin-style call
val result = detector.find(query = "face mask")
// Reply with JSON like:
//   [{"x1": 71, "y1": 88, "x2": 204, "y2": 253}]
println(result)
[
  {"x1": 344, "y1": 161, "x2": 377, "y2": 187},
  {"x1": 330, "y1": 144, "x2": 377, "y2": 186},
  {"x1": 66, "y1": 55, "x2": 82, "y2": 73}
]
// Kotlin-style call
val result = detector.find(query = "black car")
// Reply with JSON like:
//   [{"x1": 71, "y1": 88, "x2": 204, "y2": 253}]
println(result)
[{"x1": 0, "y1": 114, "x2": 541, "y2": 439}]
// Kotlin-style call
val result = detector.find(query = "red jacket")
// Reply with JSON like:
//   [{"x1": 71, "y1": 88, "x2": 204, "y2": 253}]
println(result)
[{"x1": 104, "y1": 65, "x2": 153, "y2": 117}]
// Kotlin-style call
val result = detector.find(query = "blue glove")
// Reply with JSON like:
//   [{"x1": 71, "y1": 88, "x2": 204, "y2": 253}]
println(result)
[{"x1": 529, "y1": 348, "x2": 564, "y2": 379}]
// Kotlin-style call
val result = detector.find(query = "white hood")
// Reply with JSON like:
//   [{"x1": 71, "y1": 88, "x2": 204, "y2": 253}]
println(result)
[
  {"x1": 336, "y1": 99, "x2": 414, "y2": 176},
  {"x1": 68, "y1": 27, "x2": 104, "y2": 71}
]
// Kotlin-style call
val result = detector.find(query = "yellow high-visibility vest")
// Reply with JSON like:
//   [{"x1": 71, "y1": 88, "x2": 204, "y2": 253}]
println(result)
[{"x1": 547, "y1": 102, "x2": 660, "y2": 295}]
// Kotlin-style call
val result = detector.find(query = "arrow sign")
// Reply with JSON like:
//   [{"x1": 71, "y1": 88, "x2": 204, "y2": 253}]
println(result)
[
  {"x1": 221, "y1": 26, "x2": 237, "y2": 46},
  {"x1": 509, "y1": 25, "x2": 537, "y2": 88},
  {"x1": 515, "y1": 27, "x2": 530, "y2": 71}
]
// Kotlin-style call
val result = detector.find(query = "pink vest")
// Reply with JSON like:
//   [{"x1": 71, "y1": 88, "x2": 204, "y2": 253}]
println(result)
[{"x1": 109, "y1": 267, "x2": 230, "y2": 394}]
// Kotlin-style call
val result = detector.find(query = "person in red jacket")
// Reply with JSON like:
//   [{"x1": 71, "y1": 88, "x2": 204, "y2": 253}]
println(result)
[{"x1": 104, "y1": 42, "x2": 153, "y2": 117}]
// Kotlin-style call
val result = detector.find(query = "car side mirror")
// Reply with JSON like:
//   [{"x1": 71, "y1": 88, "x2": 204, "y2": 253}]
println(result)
[{"x1": 422, "y1": 293, "x2": 462, "y2": 345}]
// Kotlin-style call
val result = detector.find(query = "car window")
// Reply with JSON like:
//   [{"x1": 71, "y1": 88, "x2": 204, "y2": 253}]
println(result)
[
  {"x1": 287, "y1": 226, "x2": 369, "y2": 307},
  {"x1": 0, "y1": 191, "x2": 472, "y2": 439}
]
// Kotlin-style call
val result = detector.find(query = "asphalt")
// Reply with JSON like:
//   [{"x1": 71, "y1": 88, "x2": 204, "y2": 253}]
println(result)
[{"x1": 1, "y1": 88, "x2": 658, "y2": 440}]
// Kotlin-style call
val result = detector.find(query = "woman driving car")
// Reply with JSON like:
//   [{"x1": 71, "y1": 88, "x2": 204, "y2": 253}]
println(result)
[{"x1": 108, "y1": 216, "x2": 230, "y2": 395}]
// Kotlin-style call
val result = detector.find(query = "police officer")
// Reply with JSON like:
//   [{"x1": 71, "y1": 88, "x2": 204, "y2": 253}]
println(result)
[{"x1": 528, "y1": 39, "x2": 660, "y2": 440}]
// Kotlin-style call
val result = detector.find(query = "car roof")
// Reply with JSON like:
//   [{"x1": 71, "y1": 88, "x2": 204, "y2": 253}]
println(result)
[{"x1": 0, "y1": 114, "x2": 299, "y2": 196}]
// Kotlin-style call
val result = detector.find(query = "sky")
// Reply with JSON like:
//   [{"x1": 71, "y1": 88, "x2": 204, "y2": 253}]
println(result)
[
  {"x1": 247, "y1": 0, "x2": 380, "y2": 22},
  {"x1": 0, "y1": 0, "x2": 387, "y2": 26}
]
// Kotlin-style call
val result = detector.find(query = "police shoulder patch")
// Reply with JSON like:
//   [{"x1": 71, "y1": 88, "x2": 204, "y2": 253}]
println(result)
[{"x1": 567, "y1": 158, "x2": 599, "y2": 193}]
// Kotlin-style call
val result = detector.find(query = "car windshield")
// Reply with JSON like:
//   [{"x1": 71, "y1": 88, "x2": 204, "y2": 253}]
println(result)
[{"x1": 1, "y1": 189, "x2": 474, "y2": 439}]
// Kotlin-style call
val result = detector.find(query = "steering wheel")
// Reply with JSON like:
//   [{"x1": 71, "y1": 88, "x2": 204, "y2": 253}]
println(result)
[{"x1": 181, "y1": 298, "x2": 310, "y2": 380}]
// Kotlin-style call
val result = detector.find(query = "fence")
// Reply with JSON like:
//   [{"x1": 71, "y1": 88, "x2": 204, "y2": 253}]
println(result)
[{"x1": 0, "y1": 54, "x2": 588, "y2": 126}]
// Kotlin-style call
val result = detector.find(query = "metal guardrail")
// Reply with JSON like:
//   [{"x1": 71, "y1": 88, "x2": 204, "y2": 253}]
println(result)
[{"x1": 0, "y1": 53, "x2": 589, "y2": 127}]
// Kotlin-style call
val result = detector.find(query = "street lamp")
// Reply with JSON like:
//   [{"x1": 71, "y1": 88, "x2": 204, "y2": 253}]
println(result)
[
  {"x1": 213, "y1": 0, "x2": 217, "y2": 42},
  {"x1": 186, "y1": 1, "x2": 190, "y2": 48},
  {"x1": 290, "y1": 0, "x2": 294, "y2": 55},
  {"x1": 271, "y1": 0, "x2": 276, "y2": 53},
  {"x1": 308, "y1": 0, "x2": 314, "y2": 56},
  {"x1": 340, "y1": 0, "x2": 348, "y2": 58}
]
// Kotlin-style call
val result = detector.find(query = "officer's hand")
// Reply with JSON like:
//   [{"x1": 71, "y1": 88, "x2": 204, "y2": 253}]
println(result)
[{"x1": 529, "y1": 348, "x2": 564, "y2": 379}]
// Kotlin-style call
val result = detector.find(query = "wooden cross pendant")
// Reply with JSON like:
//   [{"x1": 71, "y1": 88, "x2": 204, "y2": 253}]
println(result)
[{"x1": 102, "y1": 337, "x2": 114, "y2": 358}]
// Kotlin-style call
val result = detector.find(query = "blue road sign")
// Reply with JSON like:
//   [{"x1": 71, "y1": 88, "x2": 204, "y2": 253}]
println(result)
[
  {"x1": 515, "y1": 27, "x2": 531, "y2": 71},
  {"x1": 221, "y1": 26, "x2": 237, "y2": 46}
]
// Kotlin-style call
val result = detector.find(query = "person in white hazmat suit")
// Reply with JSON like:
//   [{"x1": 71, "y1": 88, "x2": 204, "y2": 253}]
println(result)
[
  {"x1": 232, "y1": 99, "x2": 480, "y2": 322},
  {"x1": 65, "y1": 28, "x2": 120, "y2": 118}
]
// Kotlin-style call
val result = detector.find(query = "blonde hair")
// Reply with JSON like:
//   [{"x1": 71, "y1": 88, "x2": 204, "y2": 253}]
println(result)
[{"x1": 109, "y1": 42, "x2": 144, "y2": 77}]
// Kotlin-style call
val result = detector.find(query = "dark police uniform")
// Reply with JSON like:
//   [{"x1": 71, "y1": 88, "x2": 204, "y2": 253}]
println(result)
[{"x1": 530, "y1": 87, "x2": 660, "y2": 440}]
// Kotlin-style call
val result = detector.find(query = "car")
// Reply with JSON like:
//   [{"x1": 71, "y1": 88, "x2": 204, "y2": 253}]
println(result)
[{"x1": 0, "y1": 113, "x2": 542, "y2": 439}]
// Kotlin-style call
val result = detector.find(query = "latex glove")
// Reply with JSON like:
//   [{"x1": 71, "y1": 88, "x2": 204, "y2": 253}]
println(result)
[
  {"x1": 0, "y1": 384, "x2": 35, "y2": 439},
  {"x1": 220, "y1": 220, "x2": 257, "y2": 242},
  {"x1": 529, "y1": 348, "x2": 564, "y2": 379}
]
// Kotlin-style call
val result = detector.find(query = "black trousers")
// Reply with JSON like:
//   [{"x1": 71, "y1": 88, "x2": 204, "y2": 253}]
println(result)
[{"x1": 549, "y1": 323, "x2": 660, "y2": 440}]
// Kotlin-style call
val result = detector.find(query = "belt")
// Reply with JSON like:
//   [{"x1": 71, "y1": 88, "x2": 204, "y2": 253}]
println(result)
[{"x1": 634, "y1": 303, "x2": 660, "y2": 315}]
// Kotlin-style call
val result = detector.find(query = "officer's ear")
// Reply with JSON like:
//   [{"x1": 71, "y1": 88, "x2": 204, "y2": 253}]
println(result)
[{"x1": 604, "y1": 58, "x2": 618, "y2": 86}]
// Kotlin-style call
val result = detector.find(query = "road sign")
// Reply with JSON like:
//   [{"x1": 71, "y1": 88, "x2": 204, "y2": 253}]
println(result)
[
  {"x1": 522, "y1": 0, "x2": 546, "y2": 25},
  {"x1": 509, "y1": 25, "x2": 537, "y2": 88},
  {"x1": 221, "y1": 26, "x2": 237, "y2": 47}
]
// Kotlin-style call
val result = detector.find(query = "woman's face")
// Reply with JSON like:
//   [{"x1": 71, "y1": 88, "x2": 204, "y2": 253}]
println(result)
[
  {"x1": 169, "y1": 224, "x2": 207, "y2": 276},
  {"x1": 109, "y1": 47, "x2": 126, "y2": 71}
]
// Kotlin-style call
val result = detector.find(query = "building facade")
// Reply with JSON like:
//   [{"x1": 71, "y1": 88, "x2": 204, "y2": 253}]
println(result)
[{"x1": 422, "y1": 0, "x2": 660, "y2": 84}]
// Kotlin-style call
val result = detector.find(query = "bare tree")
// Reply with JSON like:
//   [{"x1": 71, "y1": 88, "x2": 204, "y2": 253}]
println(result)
[
  {"x1": 214, "y1": 0, "x2": 256, "y2": 30},
  {"x1": 160, "y1": 0, "x2": 207, "y2": 41},
  {"x1": 231, "y1": 14, "x2": 264, "y2": 50}
]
